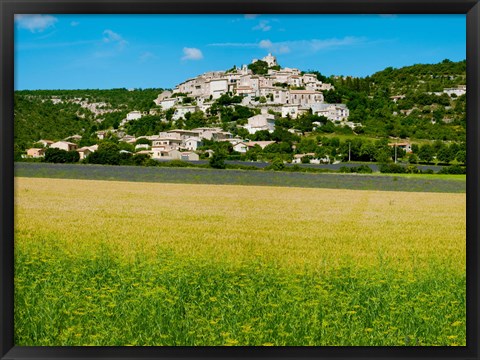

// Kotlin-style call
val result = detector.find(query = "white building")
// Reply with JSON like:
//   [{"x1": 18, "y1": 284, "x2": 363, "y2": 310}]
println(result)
[
  {"x1": 50, "y1": 141, "x2": 78, "y2": 152},
  {"x1": 184, "y1": 137, "x2": 203, "y2": 151},
  {"x1": 207, "y1": 78, "x2": 229, "y2": 99},
  {"x1": 282, "y1": 104, "x2": 300, "y2": 119},
  {"x1": 159, "y1": 98, "x2": 179, "y2": 110},
  {"x1": 252, "y1": 53, "x2": 278, "y2": 67},
  {"x1": 232, "y1": 141, "x2": 249, "y2": 153},
  {"x1": 288, "y1": 90, "x2": 324, "y2": 105},
  {"x1": 152, "y1": 138, "x2": 183, "y2": 150},
  {"x1": 135, "y1": 144, "x2": 150, "y2": 151},
  {"x1": 244, "y1": 114, "x2": 276, "y2": 134},
  {"x1": 166, "y1": 129, "x2": 202, "y2": 140},
  {"x1": 76, "y1": 145, "x2": 98, "y2": 160},
  {"x1": 126, "y1": 111, "x2": 142, "y2": 121},
  {"x1": 180, "y1": 152, "x2": 200, "y2": 161},
  {"x1": 152, "y1": 148, "x2": 182, "y2": 160},
  {"x1": 151, "y1": 149, "x2": 199, "y2": 161},
  {"x1": 153, "y1": 90, "x2": 173, "y2": 105},
  {"x1": 311, "y1": 103, "x2": 349, "y2": 121},
  {"x1": 443, "y1": 85, "x2": 466, "y2": 97},
  {"x1": 172, "y1": 105, "x2": 198, "y2": 120},
  {"x1": 36, "y1": 139, "x2": 54, "y2": 148}
]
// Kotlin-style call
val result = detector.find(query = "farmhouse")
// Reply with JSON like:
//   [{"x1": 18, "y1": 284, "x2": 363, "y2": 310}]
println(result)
[
  {"x1": 50, "y1": 141, "x2": 78, "y2": 152},
  {"x1": 232, "y1": 141, "x2": 249, "y2": 153},
  {"x1": 26, "y1": 148, "x2": 45, "y2": 158},
  {"x1": 244, "y1": 141, "x2": 276, "y2": 150},
  {"x1": 36, "y1": 139, "x2": 54, "y2": 148},
  {"x1": 180, "y1": 152, "x2": 200, "y2": 161},
  {"x1": 388, "y1": 142, "x2": 412, "y2": 153}
]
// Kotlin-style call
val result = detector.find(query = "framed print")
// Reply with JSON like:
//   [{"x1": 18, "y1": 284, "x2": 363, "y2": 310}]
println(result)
[{"x1": 1, "y1": 0, "x2": 479, "y2": 359}]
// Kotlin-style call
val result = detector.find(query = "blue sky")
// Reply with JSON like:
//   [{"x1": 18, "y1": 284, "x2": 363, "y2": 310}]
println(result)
[{"x1": 14, "y1": 14, "x2": 466, "y2": 90}]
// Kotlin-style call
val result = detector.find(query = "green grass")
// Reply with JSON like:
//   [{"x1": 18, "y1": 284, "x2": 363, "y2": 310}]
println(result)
[
  {"x1": 15, "y1": 249, "x2": 465, "y2": 346},
  {"x1": 363, "y1": 173, "x2": 466, "y2": 181}
]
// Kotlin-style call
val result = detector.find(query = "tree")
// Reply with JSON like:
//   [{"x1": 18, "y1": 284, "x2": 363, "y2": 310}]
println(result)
[
  {"x1": 263, "y1": 142, "x2": 292, "y2": 154},
  {"x1": 268, "y1": 157, "x2": 285, "y2": 171},
  {"x1": 306, "y1": 70, "x2": 327, "y2": 83},
  {"x1": 456, "y1": 150, "x2": 466, "y2": 164},
  {"x1": 236, "y1": 127, "x2": 250, "y2": 139},
  {"x1": 131, "y1": 154, "x2": 151, "y2": 166},
  {"x1": 301, "y1": 155, "x2": 312, "y2": 164},
  {"x1": 323, "y1": 90, "x2": 342, "y2": 104},
  {"x1": 209, "y1": 152, "x2": 226, "y2": 169},
  {"x1": 245, "y1": 145, "x2": 262, "y2": 161},
  {"x1": 165, "y1": 108, "x2": 175, "y2": 121},
  {"x1": 359, "y1": 142, "x2": 377, "y2": 162},
  {"x1": 375, "y1": 148, "x2": 392, "y2": 163},
  {"x1": 86, "y1": 142, "x2": 121, "y2": 165},
  {"x1": 44, "y1": 148, "x2": 79, "y2": 163},
  {"x1": 296, "y1": 138, "x2": 318, "y2": 154},
  {"x1": 295, "y1": 114, "x2": 316, "y2": 133},
  {"x1": 437, "y1": 146, "x2": 453, "y2": 164},
  {"x1": 251, "y1": 130, "x2": 272, "y2": 141},
  {"x1": 185, "y1": 111, "x2": 207, "y2": 129},
  {"x1": 248, "y1": 60, "x2": 269, "y2": 75},
  {"x1": 408, "y1": 153, "x2": 419, "y2": 164},
  {"x1": 418, "y1": 144, "x2": 435, "y2": 163}
]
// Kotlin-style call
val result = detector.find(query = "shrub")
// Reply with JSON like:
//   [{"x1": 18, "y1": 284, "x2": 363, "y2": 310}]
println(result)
[
  {"x1": 405, "y1": 165, "x2": 420, "y2": 174},
  {"x1": 357, "y1": 165, "x2": 373, "y2": 174},
  {"x1": 209, "y1": 152, "x2": 226, "y2": 169},
  {"x1": 379, "y1": 163, "x2": 407, "y2": 174},
  {"x1": 438, "y1": 165, "x2": 466, "y2": 174},
  {"x1": 131, "y1": 154, "x2": 151, "y2": 166},
  {"x1": 44, "y1": 148, "x2": 79, "y2": 163},
  {"x1": 339, "y1": 165, "x2": 372, "y2": 174},
  {"x1": 267, "y1": 158, "x2": 285, "y2": 171}
]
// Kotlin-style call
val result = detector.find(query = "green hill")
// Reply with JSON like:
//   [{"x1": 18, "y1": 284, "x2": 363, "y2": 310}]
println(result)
[
  {"x1": 14, "y1": 88, "x2": 164, "y2": 149},
  {"x1": 14, "y1": 60, "x2": 467, "y2": 152},
  {"x1": 327, "y1": 59, "x2": 466, "y2": 140}
]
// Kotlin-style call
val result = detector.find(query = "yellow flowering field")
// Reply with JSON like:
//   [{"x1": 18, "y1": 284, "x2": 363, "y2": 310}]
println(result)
[{"x1": 14, "y1": 177, "x2": 466, "y2": 346}]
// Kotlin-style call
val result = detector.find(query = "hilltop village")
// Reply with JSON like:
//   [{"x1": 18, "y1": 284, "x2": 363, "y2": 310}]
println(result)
[
  {"x1": 25, "y1": 54, "x2": 354, "y2": 164},
  {"x1": 19, "y1": 56, "x2": 467, "y2": 171},
  {"x1": 154, "y1": 53, "x2": 350, "y2": 125}
]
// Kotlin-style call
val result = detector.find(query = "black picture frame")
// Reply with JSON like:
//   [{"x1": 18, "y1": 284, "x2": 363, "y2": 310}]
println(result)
[{"x1": 1, "y1": 1, "x2": 479, "y2": 359}]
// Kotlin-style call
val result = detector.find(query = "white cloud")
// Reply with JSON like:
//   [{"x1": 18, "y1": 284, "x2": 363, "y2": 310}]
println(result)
[
  {"x1": 258, "y1": 40, "x2": 272, "y2": 48},
  {"x1": 16, "y1": 40, "x2": 96, "y2": 51},
  {"x1": 307, "y1": 37, "x2": 363, "y2": 51},
  {"x1": 102, "y1": 30, "x2": 127, "y2": 48},
  {"x1": 253, "y1": 20, "x2": 271, "y2": 32},
  {"x1": 70, "y1": 21, "x2": 80, "y2": 27},
  {"x1": 244, "y1": 14, "x2": 259, "y2": 19},
  {"x1": 259, "y1": 39, "x2": 290, "y2": 54},
  {"x1": 181, "y1": 47, "x2": 203, "y2": 61},
  {"x1": 209, "y1": 36, "x2": 367, "y2": 55},
  {"x1": 209, "y1": 42, "x2": 258, "y2": 48},
  {"x1": 15, "y1": 14, "x2": 58, "y2": 33},
  {"x1": 139, "y1": 51, "x2": 156, "y2": 62}
]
